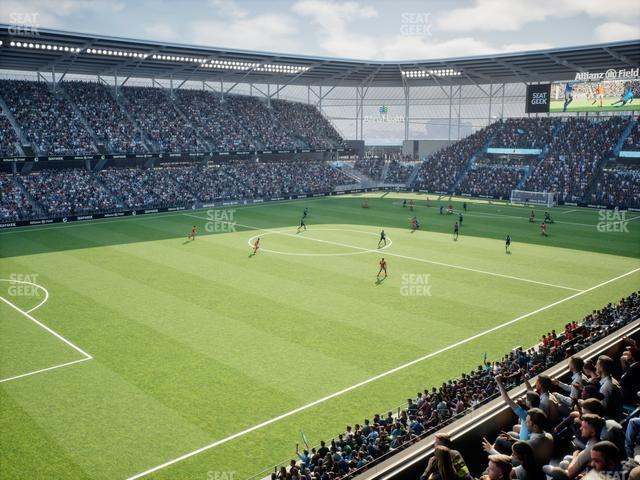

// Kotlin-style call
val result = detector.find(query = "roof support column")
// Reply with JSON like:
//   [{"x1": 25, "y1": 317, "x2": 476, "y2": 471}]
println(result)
[
  {"x1": 448, "y1": 85, "x2": 452, "y2": 141},
  {"x1": 488, "y1": 84, "x2": 493, "y2": 125},
  {"x1": 267, "y1": 83, "x2": 271, "y2": 107},
  {"x1": 355, "y1": 87, "x2": 360, "y2": 140},
  {"x1": 457, "y1": 85, "x2": 462, "y2": 140},
  {"x1": 404, "y1": 83, "x2": 410, "y2": 141}
]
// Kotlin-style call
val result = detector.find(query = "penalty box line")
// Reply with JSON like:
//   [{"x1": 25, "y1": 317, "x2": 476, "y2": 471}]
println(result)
[
  {"x1": 0, "y1": 294, "x2": 93, "y2": 384},
  {"x1": 126, "y1": 266, "x2": 640, "y2": 480},
  {"x1": 184, "y1": 213, "x2": 583, "y2": 292}
]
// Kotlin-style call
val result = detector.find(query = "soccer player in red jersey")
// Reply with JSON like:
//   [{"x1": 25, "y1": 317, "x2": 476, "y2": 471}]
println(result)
[
  {"x1": 253, "y1": 237, "x2": 260, "y2": 254},
  {"x1": 540, "y1": 223, "x2": 547, "y2": 236},
  {"x1": 189, "y1": 225, "x2": 196, "y2": 241},
  {"x1": 377, "y1": 258, "x2": 387, "y2": 279}
]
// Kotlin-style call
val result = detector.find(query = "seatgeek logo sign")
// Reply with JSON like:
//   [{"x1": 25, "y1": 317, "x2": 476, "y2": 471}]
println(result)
[{"x1": 574, "y1": 68, "x2": 639, "y2": 81}]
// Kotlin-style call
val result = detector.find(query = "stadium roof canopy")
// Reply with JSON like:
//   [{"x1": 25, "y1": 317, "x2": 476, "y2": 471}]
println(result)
[{"x1": 0, "y1": 26, "x2": 638, "y2": 88}]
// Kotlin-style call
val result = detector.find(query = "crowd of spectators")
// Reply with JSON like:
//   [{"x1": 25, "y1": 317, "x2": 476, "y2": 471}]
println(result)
[
  {"x1": 272, "y1": 99, "x2": 344, "y2": 150},
  {"x1": 490, "y1": 118, "x2": 561, "y2": 150},
  {"x1": 98, "y1": 165, "x2": 196, "y2": 209},
  {"x1": 174, "y1": 89, "x2": 256, "y2": 152},
  {"x1": 0, "y1": 79, "x2": 96, "y2": 155},
  {"x1": 63, "y1": 81, "x2": 147, "y2": 154},
  {"x1": 20, "y1": 168, "x2": 116, "y2": 217},
  {"x1": 0, "y1": 80, "x2": 347, "y2": 156},
  {"x1": 0, "y1": 112, "x2": 21, "y2": 157},
  {"x1": 2, "y1": 161, "x2": 351, "y2": 218},
  {"x1": 622, "y1": 123, "x2": 640, "y2": 151},
  {"x1": 97, "y1": 161, "x2": 350, "y2": 208},
  {"x1": 121, "y1": 86, "x2": 205, "y2": 153},
  {"x1": 0, "y1": 173, "x2": 33, "y2": 221},
  {"x1": 412, "y1": 124, "x2": 498, "y2": 192},
  {"x1": 354, "y1": 158, "x2": 385, "y2": 180},
  {"x1": 274, "y1": 291, "x2": 640, "y2": 479},
  {"x1": 456, "y1": 166, "x2": 525, "y2": 199},
  {"x1": 224, "y1": 95, "x2": 295, "y2": 151},
  {"x1": 523, "y1": 117, "x2": 630, "y2": 203},
  {"x1": 384, "y1": 160, "x2": 415, "y2": 184},
  {"x1": 589, "y1": 168, "x2": 640, "y2": 208}
]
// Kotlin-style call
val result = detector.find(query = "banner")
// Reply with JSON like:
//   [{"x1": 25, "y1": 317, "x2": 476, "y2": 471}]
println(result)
[{"x1": 525, "y1": 84, "x2": 551, "y2": 113}]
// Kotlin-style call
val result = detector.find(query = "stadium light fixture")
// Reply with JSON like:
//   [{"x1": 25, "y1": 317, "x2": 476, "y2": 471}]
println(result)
[{"x1": 402, "y1": 68, "x2": 462, "y2": 78}]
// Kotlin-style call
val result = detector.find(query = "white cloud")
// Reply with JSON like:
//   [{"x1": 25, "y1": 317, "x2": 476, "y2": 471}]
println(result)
[
  {"x1": 436, "y1": 0, "x2": 640, "y2": 33},
  {"x1": 292, "y1": 0, "x2": 379, "y2": 58},
  {"x1": 380, "y1": 36, "x2": 498, "y2": 60},
  {"x1": 143, "y1": 23, "x2": 180, "y2": 42},
  {"x1": 501, "y1": 42, "x2": 554, "y2": 53},
  {"x1": 190, "y1": 14, "x2": 299, "y2": 52},
  {"x1": 209, "y1": 0, "x2": 248, "y2": 19},
  {"x1": 0, "y1": 0, "x2": 124, "y2": 28},
  {"x1": 594, "y1": 22, "x2": 640, "y2": 42},
  {"x1": 379, "y1": 36, "x2": 555, "y2": 61}
]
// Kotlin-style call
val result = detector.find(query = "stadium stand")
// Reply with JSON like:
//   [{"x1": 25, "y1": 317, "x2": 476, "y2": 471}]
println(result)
[
  {"x1": 0, "y1": 79, "x2": 96, "y2": 155},
  {"x1": 354, "y1": 158, "x2": 385, "y2": 180},
  {"x1": 0, "y1": 173, "x2": 33, "y2": 221},
  {"x1": 62, "y1": 80, "x2": 147, "y2": 154},
  {"x1": 384, "y1": 160, "x2": 414, "y2": 184},
  {"x1": 173, "y1": 89, "x2": 256, "y2": 152},
  {"x1": 456, "y1": 166, "x2": 525, "y2": 199},
  {"x1": 0, "y1": 112, "x2": 21, "y2": 157},
  {"x1": 223, "y1": 94, "x2": 296, "y2": 150},
  {"x1": 523, "y1": 117, "x2": 630, "y2": 203},
  {"x1": 589, "y1": 168, "x2": 640, "y2": 208},
  {"x1": 3, "y1": 162, "x2": 352, "y2": 220},
  {"x1": 489, "y1": 118, "x2": 561, "y2": 149},
  {"x1": 412, "y1": 124, "x2": 499, "y2": 193},
  {"x1": 20, "y1": 168, "x2": 118, "y2": 217},
  {"x1": 271, "y1": 99, "x2": 345, "y2": 150},
  {"x1": 622, "y1": 123, "x2": 640, "y2": 150},
  {"x1": 274, "y1": 291, "x2": 640, "y2": 478},
  {"x1": 120, "y1": 85, "x2": 205, "y2": 153}
]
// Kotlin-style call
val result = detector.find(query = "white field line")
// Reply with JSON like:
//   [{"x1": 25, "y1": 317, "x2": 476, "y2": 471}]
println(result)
[
  {"x1": 0, "y1": 278, "x2": 49, "y2": 313},
  {"x1": 0, "y1": 357, "x2": 91, "y2": 384},
  {"x1": 559, "y1": 209, "x2": 577, "y2": 215},
  {"x1": 0, "y1": 294, "x2": 92, "y2": 359},
  {"x1": 0, "y1": 197, "x2": 327, "y2": 236},
  {"x1": 126, "y1": 266, "x2": 640, "y2": 480},
  {"x1": 185, "y1": 214, "x2": 583, "y2": 292}
]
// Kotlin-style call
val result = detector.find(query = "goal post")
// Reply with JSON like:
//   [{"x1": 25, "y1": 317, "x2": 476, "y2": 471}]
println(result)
[{"x1": 510, "y1": 190, "x2": 558, "y2": 208}]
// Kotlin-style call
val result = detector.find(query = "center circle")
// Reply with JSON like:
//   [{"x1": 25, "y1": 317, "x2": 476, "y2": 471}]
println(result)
[{"x1": 247, "y1": 228, "x2": 392, "y2": 257}]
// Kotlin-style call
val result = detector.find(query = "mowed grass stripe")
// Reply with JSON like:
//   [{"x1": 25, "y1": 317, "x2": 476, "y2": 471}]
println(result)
[{"x1": 1, "y1": 195, "x2": 639, "y2": 479}]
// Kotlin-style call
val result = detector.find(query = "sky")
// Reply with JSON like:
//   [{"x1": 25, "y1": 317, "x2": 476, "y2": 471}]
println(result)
[{"x1": 0, "y1": 0, "x2": 638, "y2": 61}]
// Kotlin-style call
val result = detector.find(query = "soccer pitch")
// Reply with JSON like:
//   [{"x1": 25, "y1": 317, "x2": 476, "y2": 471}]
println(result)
[
  {"x1": 549, "y1": 97, "x2": 636, "y2": 112},
  {"x1": 1, "y1": 193, "x2": 639, "y2": 479}
]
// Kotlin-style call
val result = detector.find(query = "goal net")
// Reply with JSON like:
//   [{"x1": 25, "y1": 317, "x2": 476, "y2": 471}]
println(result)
[{"x1": 510, "y1": 190, "x2": 558, "y2": 207}]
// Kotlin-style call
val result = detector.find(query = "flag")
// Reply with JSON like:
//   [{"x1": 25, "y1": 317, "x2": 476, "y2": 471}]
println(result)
[{"x1": 301, "y1": 431, "x2": 310, "y2": 450}]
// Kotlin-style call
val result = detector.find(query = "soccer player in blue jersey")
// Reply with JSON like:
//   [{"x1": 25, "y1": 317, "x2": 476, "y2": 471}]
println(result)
[
  {"x1": 612, "y1": 84, "x2": 634, "y2": 107},
  {"x1": 563, "y1": 82, "x2": 575, "y2": 112},
  {"x1": 378, "y1": 229, "x2": 387, "y2": 248}
]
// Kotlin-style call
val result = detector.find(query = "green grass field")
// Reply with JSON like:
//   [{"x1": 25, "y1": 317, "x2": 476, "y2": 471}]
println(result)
[
  {"x1": 550, "y1": 96, "x2": 636, "y2": 112},
  {"x1": 1, "y1": 193, "x2": 639, "y2": 480}
]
